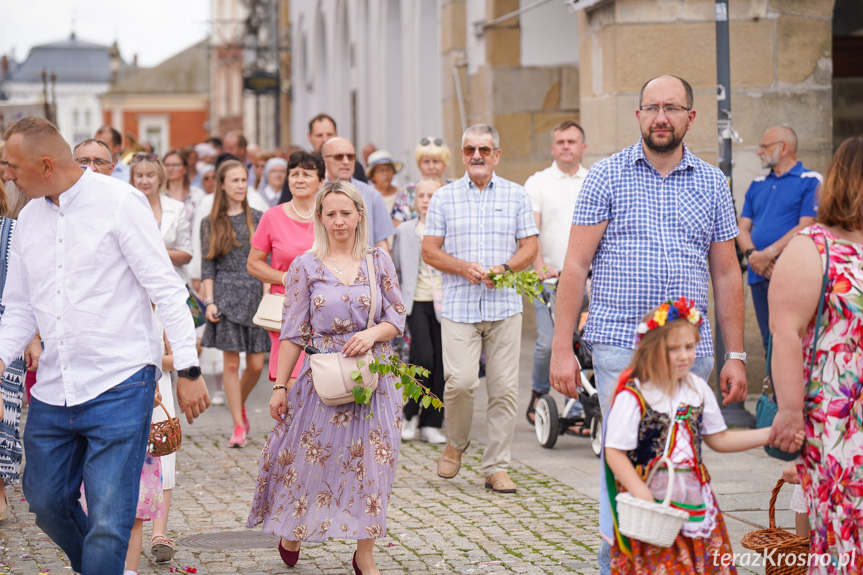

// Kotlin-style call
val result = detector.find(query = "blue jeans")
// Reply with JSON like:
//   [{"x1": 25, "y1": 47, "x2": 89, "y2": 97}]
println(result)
[
  {"x1": 750, "y1": 280, "x2": 770, "y2": 353},
  {"x1": 22, "y1": 366, "x2": 156, "y2": 575},
  {"x1": 591, "y1": 344, "x2": 714, "y2": 574},
  {"x1": 532, "y1": 295, "x2": 582, "y2": 417}
]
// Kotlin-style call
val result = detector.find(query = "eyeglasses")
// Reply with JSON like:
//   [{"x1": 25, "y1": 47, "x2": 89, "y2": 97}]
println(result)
[
  {"x1": 757, "y1": 141, "x2": 784, "y2": 151},
  {"x1": 420, "y1": 137, "x2": 444, "y2": 147},
  {"x1": 639, "y1": 104, "x2": 692, "y2": 116},
  {"x1": 462, "y1": 145, "x2": 497, "y2": 158},
  {"x1": 163, "y1": 163, "x2": 185, "y2": 169},
  {"x1": 75, "y1": 157, "x2": 112, "y2": 168},
  {"x1": 323, "y1": 153, "x2": 356, "y2": 162},
  {"x1": 131, "y1": 153, "x2": 158, "y2": 163}
]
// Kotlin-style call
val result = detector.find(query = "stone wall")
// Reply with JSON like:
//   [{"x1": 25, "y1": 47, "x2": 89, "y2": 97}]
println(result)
[
  {"x1": 577, "y1": 0, "x2": 835, "y2": 205},
  {"x1": 440, "y1": 0, "x2": 582, "y2": 184}
]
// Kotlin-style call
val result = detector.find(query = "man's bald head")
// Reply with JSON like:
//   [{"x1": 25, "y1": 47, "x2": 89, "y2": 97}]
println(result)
[
  {"x1": 2, "y1": 116, "x2": 83, "y2": 203},
  {"x1": 4, "y1": 116, "x2": 72, "y2": 160},
  {"x1": 764, "y1": 125, "x2": 798, "y2": 154},
  {"x1": 321, "y1": 137, "x2": 356, "y2": 181}
]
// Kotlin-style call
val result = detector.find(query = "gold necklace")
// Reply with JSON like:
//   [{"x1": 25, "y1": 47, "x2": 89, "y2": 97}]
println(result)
[{"x1": 290, "y1": 200, "x2": 313, "y2": 220}]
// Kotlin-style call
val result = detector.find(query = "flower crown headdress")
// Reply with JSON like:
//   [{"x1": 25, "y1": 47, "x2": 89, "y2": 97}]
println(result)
[{"x1": 636, "y1": 297, "x2": 703, "y2": 341}]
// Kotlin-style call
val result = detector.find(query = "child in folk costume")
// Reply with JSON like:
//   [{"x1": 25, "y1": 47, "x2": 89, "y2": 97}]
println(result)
[{"x1": 605, "y1": 298, "x2": 803, "y2": 574}]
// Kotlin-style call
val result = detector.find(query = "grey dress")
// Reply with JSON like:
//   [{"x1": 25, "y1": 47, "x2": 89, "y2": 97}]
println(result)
[{"x1": 201, "y1": 210, "x2": 270, "y2": 353}]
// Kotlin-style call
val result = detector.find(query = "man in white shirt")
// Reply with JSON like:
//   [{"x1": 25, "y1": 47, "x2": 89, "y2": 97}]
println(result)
[
  {"x1": 524, "y1": 121, "x2": 589, "y2": 428},
  {"x1": 0, "y1": 117, "x2": 209, "y2": 575}
]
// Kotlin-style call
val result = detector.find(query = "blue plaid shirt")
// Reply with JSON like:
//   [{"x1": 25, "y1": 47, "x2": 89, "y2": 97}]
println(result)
[
  {"x1": 425, "y1": 173, "x2": 539, "y2": 323},
  {"x1": 572, "y1": 141, "x2": 738, "y2": 356}
]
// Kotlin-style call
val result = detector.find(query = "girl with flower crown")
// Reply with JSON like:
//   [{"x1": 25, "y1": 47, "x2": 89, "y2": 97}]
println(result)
[{"x1": 605, "y1": 298, "x2": 804, "y2": 574}]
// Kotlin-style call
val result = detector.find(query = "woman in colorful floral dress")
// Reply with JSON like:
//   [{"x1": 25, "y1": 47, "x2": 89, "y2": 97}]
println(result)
[
  {"x1": 769, "y1": 136, "x2": 863, "y2": 575},
  {"x1": 248, "y1": 180, "x2": 406, "y2": 575}
]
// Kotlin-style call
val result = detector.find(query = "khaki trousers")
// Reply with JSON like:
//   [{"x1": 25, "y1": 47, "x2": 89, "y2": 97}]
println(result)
[{"x1": 441, "y1": 313, "x2": 522, "y2": 476}]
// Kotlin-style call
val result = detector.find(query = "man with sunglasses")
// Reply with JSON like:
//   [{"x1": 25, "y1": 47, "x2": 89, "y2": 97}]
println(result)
[
  {"x1": 307, "y1": 113, "x2": 369, "y2": 183},
  {"x1": 321, "y1": 136, "x2": 394, "y2": 250},
  {"x1": 422, "y1": 124, "x2": 538, "y2": 494},
  {"x1": 738, "y1": 126, "x2": 819, "y2": 353},
  {"x1": 549, "y1": 74, "x2": 747, "y2": 574},
  {"x1": 73, "y1": 139, "x2": 115, "y2": 176},
  {"x1": 0, "y1": 117, "x2": 209, "y2": 575}
]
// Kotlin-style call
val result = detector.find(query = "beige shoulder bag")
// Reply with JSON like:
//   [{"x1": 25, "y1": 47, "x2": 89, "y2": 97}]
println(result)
[{"x1": 310, "y1": 251, "x2": 380, "y2": 406}]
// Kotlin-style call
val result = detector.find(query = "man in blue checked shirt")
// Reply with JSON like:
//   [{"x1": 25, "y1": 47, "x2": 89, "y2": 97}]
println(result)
[
  {"x1": 548, "y1": 75, "x2": 748, "y2": 574},
  {"x1": 422, "y1": 124, "x2": 539, "y2": 494}
]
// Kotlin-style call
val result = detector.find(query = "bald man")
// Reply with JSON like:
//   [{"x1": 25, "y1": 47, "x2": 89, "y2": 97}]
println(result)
[
  {"x1": 0, "y1": 117, "x2": 209, "y2": 574},
  {"x1": 738, "y1": 126, "x2": 820, "y2": 351},
  {"x1": 321, "y1": 136, "x2": 394, "y2": 249}
]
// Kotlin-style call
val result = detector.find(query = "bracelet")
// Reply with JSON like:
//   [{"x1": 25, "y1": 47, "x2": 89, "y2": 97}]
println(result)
[
  {"x1": 272, "y1": 384, "x2": 287, "y2": 391},
  {"x1": 281, "y1": 272, "x2": 288, "y2": 286},
  {"x1": 206, "y1": 302, "x2": 216, "y2": 307}
]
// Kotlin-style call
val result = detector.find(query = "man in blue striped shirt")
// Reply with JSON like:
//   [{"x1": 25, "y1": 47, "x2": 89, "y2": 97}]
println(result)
[
  {"x1": 423, "y1": 124, "x2": 538, "y2": 494},
  {"x1": 549, "y1": 75, "x2": 747, "y2": 573}
]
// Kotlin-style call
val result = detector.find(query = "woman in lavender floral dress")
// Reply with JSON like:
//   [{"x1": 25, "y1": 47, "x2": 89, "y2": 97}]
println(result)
[{"x1": 248, "y1": 180, "x2": 406, "y2": 575}]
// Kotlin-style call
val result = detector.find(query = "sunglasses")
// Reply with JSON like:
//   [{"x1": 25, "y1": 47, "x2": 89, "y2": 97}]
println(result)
[
  {"x1": 324, "y1": 153, "x2": 356, "y2": 162},
  {"x1": 420, "y1": 137, "x2": 444, "y2": 147},
  {"x1": 462, "y1": 145, "x2": 497, "y2": 158},
  {"x1": 131, "y1": 153, "x2": 159, "y2": 163}
]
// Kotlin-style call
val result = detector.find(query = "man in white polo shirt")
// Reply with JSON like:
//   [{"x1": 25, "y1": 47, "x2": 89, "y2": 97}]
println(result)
[{"x1": 524, "y1": 120, "x2": 589, "y2": 428}]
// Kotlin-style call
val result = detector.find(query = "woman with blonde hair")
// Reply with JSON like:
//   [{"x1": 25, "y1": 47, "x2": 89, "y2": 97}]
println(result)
[
  {"x1": 129, "y1": 154, "x2": 194, "y2": 283},
  {"x1": 200, "y1": 160, "x2": 269, "y2": 449},
  {"x1": 247, "y1": 180, "x2": 406, "y2": 575},
  {"x1": 396, "y1": 137, "x2": 452, "y2": 224}
]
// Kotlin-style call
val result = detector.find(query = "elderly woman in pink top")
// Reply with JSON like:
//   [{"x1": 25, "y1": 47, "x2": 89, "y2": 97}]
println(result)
[{"x1": 247, "y1": 151, "x2": 322, "y2": 386}]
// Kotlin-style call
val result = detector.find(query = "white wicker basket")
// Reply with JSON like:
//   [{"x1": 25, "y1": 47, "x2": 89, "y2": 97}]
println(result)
[{"x1": 615, "y1": 456, "x2": 689, "y2": 548}]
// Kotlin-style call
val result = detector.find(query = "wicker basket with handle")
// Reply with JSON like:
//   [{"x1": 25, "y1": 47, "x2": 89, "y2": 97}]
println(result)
[
  {"x1": 615, "y1": 456, "x2": 690, "y2": 548},
  {"x1": 148, "y1": 400, "x2": 182, "y2": 457},
  {"x1": 741, "y1": 478, "x2": 809, "y2": 575}
]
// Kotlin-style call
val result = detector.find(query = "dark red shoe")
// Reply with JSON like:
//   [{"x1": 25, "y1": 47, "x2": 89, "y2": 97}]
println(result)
[
  {"x1": 278, "y1": 540, "x2": 300, "y2": 567},
  {"x1": 352, "y1": 551, "x2": 363, "y2": 575}
]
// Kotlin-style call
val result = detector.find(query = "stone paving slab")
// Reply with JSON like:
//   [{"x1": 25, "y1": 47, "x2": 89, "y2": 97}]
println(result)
[{"x1": 0, "y1": 410, "x2": 601, "y2": 575}]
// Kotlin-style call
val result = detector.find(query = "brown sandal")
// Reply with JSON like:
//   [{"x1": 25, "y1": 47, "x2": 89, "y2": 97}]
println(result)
[{"x1": 151, "y1": 534, "x2": 176, "y2": 562}]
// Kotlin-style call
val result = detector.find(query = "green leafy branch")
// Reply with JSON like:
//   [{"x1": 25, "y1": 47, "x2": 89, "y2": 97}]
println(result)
[
  {"x1": 487, "y1": 268, "x2": 550, "y2": 303},
  {"x1": 350, "y1": 354, "x2": 444, "y2": 418}
]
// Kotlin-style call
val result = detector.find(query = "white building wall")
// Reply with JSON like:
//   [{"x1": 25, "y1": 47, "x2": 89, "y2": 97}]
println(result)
[
  {"x1": 5, "y1": 81, "x2": 107, "y2": 146},
  {"x1": 519, "y1": 0, "x2": 579, "y2": 67},
  {"x1": 289, "y1": 0, "x2": 443, "y2": 181}
]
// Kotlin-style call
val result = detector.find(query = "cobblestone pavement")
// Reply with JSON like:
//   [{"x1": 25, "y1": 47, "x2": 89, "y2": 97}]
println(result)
[
  {"x1": 0, "y1": 407, "x2": 600, "y2": 575},
  {"x1": 0, "y1": 301, "x2": 794, "y2": 574}
]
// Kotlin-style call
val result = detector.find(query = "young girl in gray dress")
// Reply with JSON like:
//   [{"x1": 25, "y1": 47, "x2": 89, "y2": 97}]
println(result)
[{"x1": 200, "y1": 160, "x2": 269, "y2": 449}]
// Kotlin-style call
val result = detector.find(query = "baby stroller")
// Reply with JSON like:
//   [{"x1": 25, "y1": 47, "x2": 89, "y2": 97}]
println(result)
[{"x1": 532, "y1": 281, "x2": 602, "y2": 457}]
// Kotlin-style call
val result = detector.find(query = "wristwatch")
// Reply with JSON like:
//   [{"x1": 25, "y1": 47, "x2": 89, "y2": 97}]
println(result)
[
  {"x1": 502, "y1": 263, "x2": 511, "y2": 272},
  {"x1": 177, "y1": 366, "x2": 202, "y2": 379},
  {"x1": 724, "y1": 352, "x2": 747, "y2": 365},
  {"x1": 744, "y1": 248, "x2": 755, "y2": 258}
]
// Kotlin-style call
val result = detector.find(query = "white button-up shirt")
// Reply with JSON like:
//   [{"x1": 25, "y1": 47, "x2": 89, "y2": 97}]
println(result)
[
  {"x1": 524, "y1": 161, "x2": 589, "y2": 271},
  {"x1": 0, "y1": 169, "x2": 199, "y2": 406}
]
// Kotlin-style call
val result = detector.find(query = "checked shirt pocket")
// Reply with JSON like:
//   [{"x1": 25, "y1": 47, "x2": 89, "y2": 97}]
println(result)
[{"x1": 676, "y1": 189, "x2": 711, "y2": 243}]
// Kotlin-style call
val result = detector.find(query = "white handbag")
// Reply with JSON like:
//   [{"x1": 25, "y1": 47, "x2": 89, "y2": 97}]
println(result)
[
  {"x1": 252, "y1": 292, "x2": 285, "y2": 332},
  {"x1": 310, "y1": 252, "x2": 380, "y2": 405}
]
